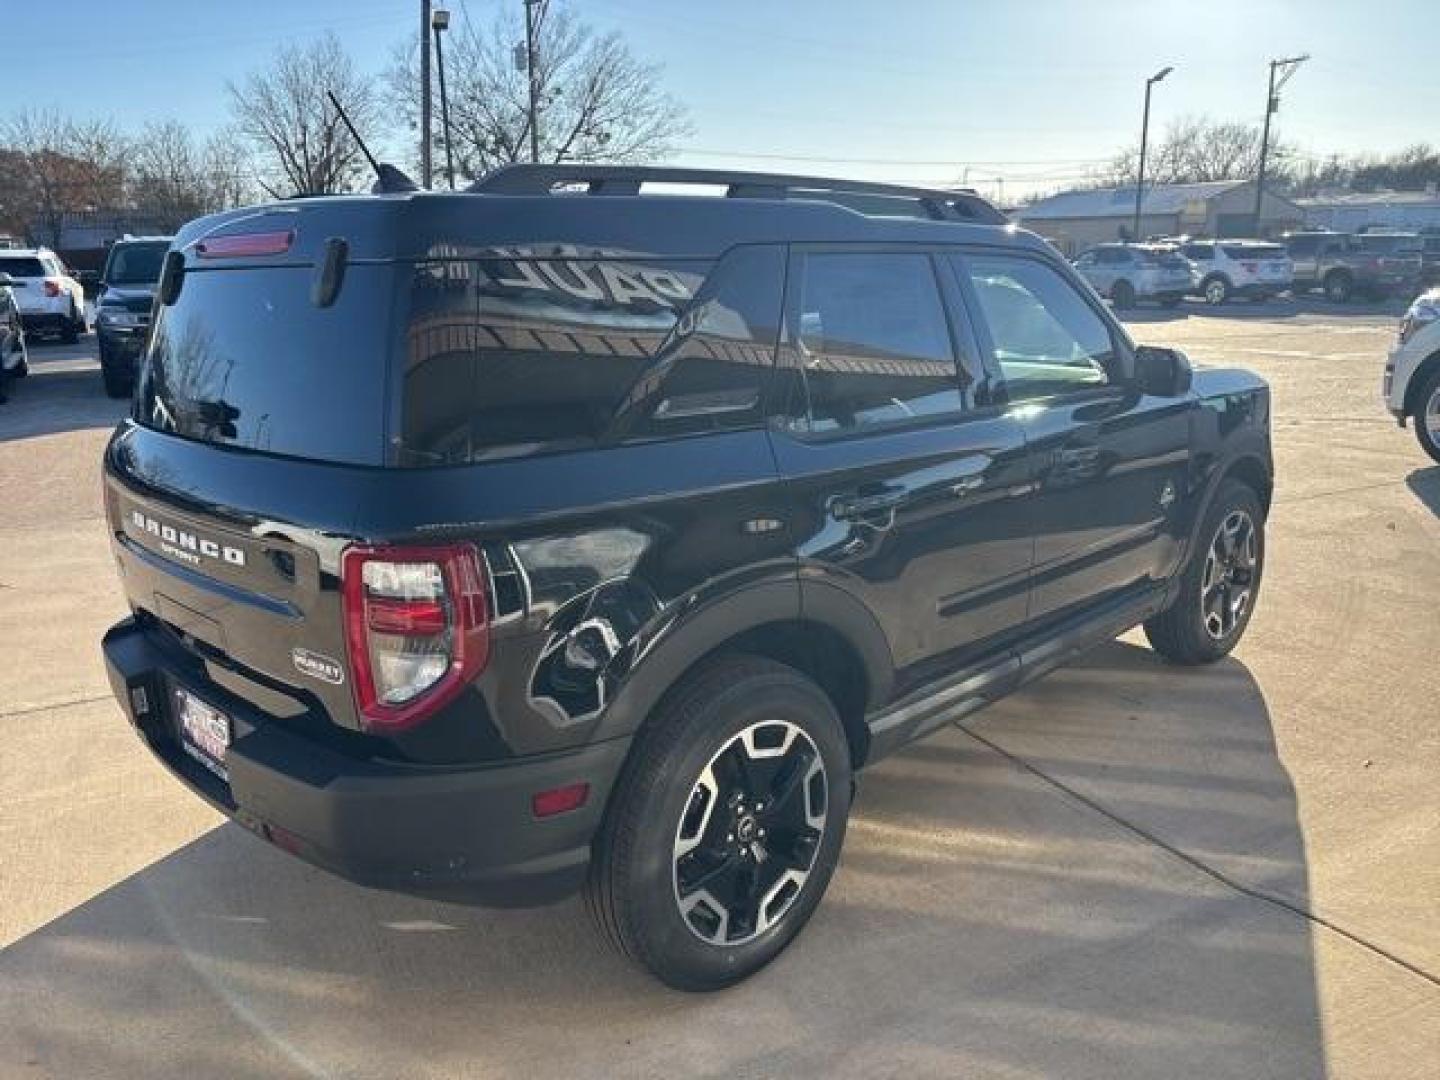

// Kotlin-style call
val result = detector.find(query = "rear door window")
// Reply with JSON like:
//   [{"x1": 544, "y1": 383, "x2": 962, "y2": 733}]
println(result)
[{"x1": 790, "y1": 251, "x2": 965, "y2": 433}]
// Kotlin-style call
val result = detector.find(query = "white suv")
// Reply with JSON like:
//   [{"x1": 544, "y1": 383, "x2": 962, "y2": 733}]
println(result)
[
  {"x1": 0, "y1": 248, "x2": 87, "y2": 343},
  {"x1": 1384, "y1": 288, "x2": 1440, "y2": 463},
  {"x1": 1177, "y1": 240, "x2": 1294, "y2": 305}
]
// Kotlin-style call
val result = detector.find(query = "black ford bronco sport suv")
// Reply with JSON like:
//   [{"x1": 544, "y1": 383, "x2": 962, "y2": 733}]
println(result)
[{"x1": 101, "y1": 165, "x2": 1271, "y2": 990}]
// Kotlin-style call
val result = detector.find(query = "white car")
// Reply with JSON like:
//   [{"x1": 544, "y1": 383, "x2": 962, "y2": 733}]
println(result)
[
  {"x1": 1176, "y1": 239, "x2": 1294, "y2": 305},
  {"x1": 1384, "y1": 288, "x2": 1440, "y2": 463},
  {"x1": 0, "y1": 271, "x2": 29, "y2": 402},
  {"x1": 1071, "y1": 243, "x2": 1197, "y2": 308},
  {"x1": 0, "y1": 247, "x2": 87, "y2": 343}
]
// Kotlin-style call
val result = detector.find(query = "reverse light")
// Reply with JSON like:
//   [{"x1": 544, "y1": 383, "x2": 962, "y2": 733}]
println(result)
[
  {"x1": 341, "y1": 544, "x2": 490, "y2": 733},
  {"x1": 196, "y1": 229, "x2": 295, "y2": 259}
]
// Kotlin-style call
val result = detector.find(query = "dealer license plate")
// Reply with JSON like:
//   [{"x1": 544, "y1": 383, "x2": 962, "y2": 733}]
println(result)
[{"x1": 174, "y1": 687, "x2": 231, "y2": 782}]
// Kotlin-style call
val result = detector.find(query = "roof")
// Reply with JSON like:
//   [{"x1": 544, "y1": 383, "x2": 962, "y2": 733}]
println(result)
[
  {"x1": 1295, "y1": 190, "x2": 1440, "y2": 209},
  {"x1": 0, "y1": 247, "x2": 52, "y2": 258},
  {"x1": 1018, "y1": 181, "x2": 1245, "y2": 222}
]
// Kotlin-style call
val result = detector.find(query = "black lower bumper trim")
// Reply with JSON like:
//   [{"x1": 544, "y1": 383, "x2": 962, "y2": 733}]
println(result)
[{"x1": 103, "y1": 617, "x2": 629, "y2": 907}]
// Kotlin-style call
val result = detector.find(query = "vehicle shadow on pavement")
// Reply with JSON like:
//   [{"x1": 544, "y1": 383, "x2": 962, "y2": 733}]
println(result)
[
  {"x1": 1406, "y1": 466, "x2": 1440, "y2": 517},
  {"x1": 0, "y1": 344, "x2": 127, "y2": 443},
  {"x1": 0, "y1": 641, "x2": 1323, "y2": 1079},
  {"x1": 1121, "y1": 294, "x2": 1408, "y2": 325}
]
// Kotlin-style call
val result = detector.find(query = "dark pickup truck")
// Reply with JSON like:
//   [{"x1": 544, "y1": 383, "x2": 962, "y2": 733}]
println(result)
[
  {"x1": 1284, "y1": 230, "x2": 1422, "y2": 301},
  {"x1": 101, "y1": 165, "x2": 1272, "y2": 990}
]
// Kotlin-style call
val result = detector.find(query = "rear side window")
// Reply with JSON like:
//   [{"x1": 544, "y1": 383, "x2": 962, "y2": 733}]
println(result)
[
  {"x1": 960, "y1": 254, "x2": 1117, "y2": 402},
  {"x1": 1183, "y1": 244, "x2": 1214, "y2": 260},
  {"x1": 792, "y1": 251, "x2": 964, "y2": 433},
  {"x1": 399, "y1": 246, "x2": 781, "y2": 464}
]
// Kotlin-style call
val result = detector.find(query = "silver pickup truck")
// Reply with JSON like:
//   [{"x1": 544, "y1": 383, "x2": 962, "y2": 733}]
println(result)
[{"x1": 1284, "y1": 231, "x2": 1422, "y2": 302}]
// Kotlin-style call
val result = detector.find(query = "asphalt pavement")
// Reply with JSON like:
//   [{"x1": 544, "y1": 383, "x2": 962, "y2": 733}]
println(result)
[{"x1": 1, "y1": 298, "x2": 1437, "y2": 1079}]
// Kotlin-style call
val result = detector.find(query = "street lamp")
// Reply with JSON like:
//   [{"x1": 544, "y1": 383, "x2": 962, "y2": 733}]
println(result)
[
  {"x1": 431, "y1": 6, "x2": 455, "y2": 190},
  {"x1": 1133, "y1": 65, "x2": 1174, "y2": 243}
]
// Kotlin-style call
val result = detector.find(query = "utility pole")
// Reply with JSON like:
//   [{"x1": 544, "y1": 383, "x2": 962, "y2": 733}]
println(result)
[
  {"x1": 1133, "y1": 66, "x2": 1174, "y2": 243},
  {"x1": 523, "y1": 0, "x2": 543, "y2": 163},
  {"x1": 432, "y1": 7, "x2": 455, "y2": 189},
  {"x1": 1253, "y1": 54, "x2": 1309, "y2": 235},
  {"x1": 420, "y1": 0, "x2": 433, "y2": 187}
]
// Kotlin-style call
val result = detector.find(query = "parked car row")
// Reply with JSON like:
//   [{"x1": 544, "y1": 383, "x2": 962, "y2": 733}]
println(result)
[{"x1": 1070, "y1": 230, "x2": 1428, "y2": 308}]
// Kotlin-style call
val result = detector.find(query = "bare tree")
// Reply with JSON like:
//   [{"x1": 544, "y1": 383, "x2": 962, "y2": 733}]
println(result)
[
  {"x1": 1096, "y1": 116, "x2": 1289, "y2": 188},
  {"x1": 386, "y1": 1, "x2": 689, "y2": 181},
  {"x1": 2, "y1": 109, "x2": 128, "y2": 247},
  {"x1": 228, "y1": 32, "x2": 380, "y2": 197}
]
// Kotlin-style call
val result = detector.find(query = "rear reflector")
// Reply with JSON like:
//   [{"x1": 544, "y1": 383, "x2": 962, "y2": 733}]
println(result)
[
  {"x1": 532, "y1": 782, "x2": 590, "y2": 818},
  {"x1": 196, "y1": 229, "x2": 295, "y2": 259},
  {"x1": 43, "y1": 279, "x2": 61, "y2": 297}
]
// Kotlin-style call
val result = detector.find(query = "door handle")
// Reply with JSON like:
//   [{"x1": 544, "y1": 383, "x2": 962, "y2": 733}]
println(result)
[
  {"x1": 951, "y1": 475, "x2": 985, "y2": 497},
  {"x1": 832, "y1": 488, "x2": 907, "y2": 521}
]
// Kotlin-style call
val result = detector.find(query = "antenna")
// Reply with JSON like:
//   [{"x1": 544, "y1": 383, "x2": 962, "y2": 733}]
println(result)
[{"x1": 327, "y1": 90, "x2": 419, "y2": 194}]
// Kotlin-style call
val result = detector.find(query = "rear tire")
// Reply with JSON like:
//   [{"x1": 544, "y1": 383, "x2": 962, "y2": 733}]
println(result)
[
  {"x1": 1111, "y1": 280, "x2": 1136, "y2": 309},
  {"x1": 1202, "y1": 276, "x2": 1230, "y2": 305},
  {"x1": 1145, "y1": 480, "x2": 1265, "y2": 665},
  {"x1": 586, "y1": 655, "x2": 851, "y2": 991},
  {"x1": 1323, "y1": 270, "x2": 1353, "y2": 303},
  {"x1": 1414, "y1": 368, "x2": 1440, "y2": 466},
  {"x1": 61, "y1": 306, "x2": 80, "y2": 344},
  {"x1": 99, "y1": 347, "x2": 132, "y2": 399}
]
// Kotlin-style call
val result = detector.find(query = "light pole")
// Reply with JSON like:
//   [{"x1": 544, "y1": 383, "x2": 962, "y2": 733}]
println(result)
[
  {"x1": 432, "y1": 6, "x2": 455, "y2": 189},
  {"x1": 1133, "y1": 65, "x2": 1173, "y2": 243},
  {"x1": 524, "y1": 0, "x2": 542, "y2": 163},
  {"x1": 420, "y1": 0, "x2": 433, "y2": 187},
  {"x1": 1253, "y1": 54, "x2": 1309, "y2": 236}
]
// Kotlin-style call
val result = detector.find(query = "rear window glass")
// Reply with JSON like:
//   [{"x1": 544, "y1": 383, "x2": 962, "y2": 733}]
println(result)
[
  {"x1": 0, "y1": 257, "x2": 45, "y2": 277},
  {"x1": 398, "y1": 247, "x2": 782, "y2": 464},
  {"x1": 1222, "y1": 244, "x2": 1285, "y2": 259},
  {"x1": 137, "y1": 266, "x2": 394, "y2": 465},
  {"x1": 105, "y1": 242, "x2": 169, "y2": 286},
  {"x1": 1357, "y1": 234, "x2": 1421, "y2": 253}
]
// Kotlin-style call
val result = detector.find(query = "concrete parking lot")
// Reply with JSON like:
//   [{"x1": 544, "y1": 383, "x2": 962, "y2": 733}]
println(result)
[{"x1": 2, "y1": 299, "x2": 1437, "y2": 1078}]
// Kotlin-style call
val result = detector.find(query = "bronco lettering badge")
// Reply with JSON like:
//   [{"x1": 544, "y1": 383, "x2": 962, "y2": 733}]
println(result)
[
  {"x1": 292, "y1": 648, "x2": 345, "y2": 686},
  {"x1": 130, "y1": 509, "x2": 246, "y2": 569}
]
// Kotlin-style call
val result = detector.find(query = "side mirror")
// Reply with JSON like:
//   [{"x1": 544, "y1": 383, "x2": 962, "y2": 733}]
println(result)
[{"x1": 1134, "y1": 345, "x2": 1193, "y2": 397}]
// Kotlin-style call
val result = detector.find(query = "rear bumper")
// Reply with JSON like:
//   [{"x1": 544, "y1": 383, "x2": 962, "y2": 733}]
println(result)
[
  {"x1": 97, "y1": 327, "x2": 145, "y2": 366},
  {"x1": 103, "y1": 616, "x2": 629, "y2": 906},
  {"x1": 20, "y1": 310, "x2": 71, "y2": 334}
]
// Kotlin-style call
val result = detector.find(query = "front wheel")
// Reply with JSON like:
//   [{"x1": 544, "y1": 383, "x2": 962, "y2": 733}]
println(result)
[
  {"x1": 1145, "y1": 479, "x2": 1265, "y2": 664},
  {"x1": 587, "y1": 655, "x2": 851, "y2": 990},
  {"x1": 1111, "y1": 280, "x2": 1136, "y2": 309},
  {"x1": 1414, "y1": 368, "x2": 1440, "y2": 466},
  {"x1": 99, "y1": 347, "x2": 132, "y2": 399}
]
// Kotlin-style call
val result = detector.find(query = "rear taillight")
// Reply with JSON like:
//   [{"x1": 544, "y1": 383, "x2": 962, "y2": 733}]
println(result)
[
  {"x1": 43, "y1": 279, "x2": 61, "y2": 298},
  {"x1": 341, "y1": 544, "x2": 490, "y2": 733}
]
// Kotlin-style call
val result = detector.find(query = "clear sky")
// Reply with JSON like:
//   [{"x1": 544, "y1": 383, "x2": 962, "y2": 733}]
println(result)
[{"x1": 4, "y1": 0, "x2": 1435, "y2": 201}]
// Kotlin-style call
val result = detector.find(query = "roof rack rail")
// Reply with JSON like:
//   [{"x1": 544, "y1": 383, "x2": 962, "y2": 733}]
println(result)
[{"x1": 467, "y1": 164, "x2": 1009, "y2": 225}]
